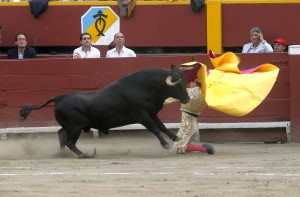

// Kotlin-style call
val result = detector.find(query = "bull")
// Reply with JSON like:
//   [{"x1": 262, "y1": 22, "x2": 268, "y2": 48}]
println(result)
[{"x1": 20, "y1": 65, "x2": 190, "y2": 158}]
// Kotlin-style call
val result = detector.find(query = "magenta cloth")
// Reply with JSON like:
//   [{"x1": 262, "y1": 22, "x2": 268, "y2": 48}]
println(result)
[{"x1": 241, "y1": 65, "x2": 263, "y2": 74}]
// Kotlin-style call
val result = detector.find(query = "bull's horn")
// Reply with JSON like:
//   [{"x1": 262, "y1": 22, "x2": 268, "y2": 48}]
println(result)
[
  {"x1": 179, "y1": 66, "x2": 195, "y2": 71},
  {"x1": 166, "y1": 76, "x2": 181, "y2": 86}
]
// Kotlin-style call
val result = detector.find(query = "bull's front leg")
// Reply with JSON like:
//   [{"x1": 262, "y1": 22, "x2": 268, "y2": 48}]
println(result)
[
  {"x1": 147, "y1": 127, "x2": 170, "y2": 149},
  {"x1": 136, "y1": 111, "x2": 170, "y2": 149},
  {"x1": 152, "y1": 116, "x2": 181, "y2": 142},
  {"x1": 145, "y1": 124, "x2": 170, "y2": 149}
]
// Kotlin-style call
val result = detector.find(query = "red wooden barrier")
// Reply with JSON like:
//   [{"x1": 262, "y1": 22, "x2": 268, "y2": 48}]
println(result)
[{"x1": 0, "y1": 54, "x2": 290, "y2": 126}]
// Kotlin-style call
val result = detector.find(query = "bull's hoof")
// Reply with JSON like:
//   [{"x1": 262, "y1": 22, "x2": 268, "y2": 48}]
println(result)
[
  {"x1": 162, "y1": 144, "x2": 171, "y2": 149},
  {"x1": 78, "y1": 148, "x2": 96, "y2": 159},
  {"x1": 174, "y1": 136, "x2": 182, "y2": 142}
]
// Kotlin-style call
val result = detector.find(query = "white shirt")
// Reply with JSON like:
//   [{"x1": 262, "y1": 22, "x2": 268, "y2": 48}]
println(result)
[
  {"x1": 73, "y1": 46, "x2": 101, "y2": 58},
  {"x1": 242, "y1": 42, "x2": 273, "y2": 53},
  {"x1": 106, "y1": 46, "x2": 136, "y2": 58}
]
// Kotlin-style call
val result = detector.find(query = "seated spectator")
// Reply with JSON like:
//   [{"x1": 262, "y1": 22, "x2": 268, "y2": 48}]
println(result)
[
  {"x1": 73, "y1": 32, "x2": 100, "y2": 59},
  {"x1": 7, "y1": 33, "x2": 37, "y2": 59},
  {"x1": 273, "y1": 38, "x2": 287, "y2": 52},
  {"x1": 106, "y1": 32, "x2": 136, "y2": 58},
  {"x1": 242, "y1": 27, "x2": 273, "y2": 53}
]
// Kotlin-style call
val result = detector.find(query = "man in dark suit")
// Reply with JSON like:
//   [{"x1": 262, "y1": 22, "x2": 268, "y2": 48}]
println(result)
[{"x1": 7, "y1": 33, "x2": 37, "y2": 59}]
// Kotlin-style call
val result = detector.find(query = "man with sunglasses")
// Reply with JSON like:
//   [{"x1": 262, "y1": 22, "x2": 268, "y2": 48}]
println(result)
[
  {"x1": 73, "y1": 33, "x2": 101, "y2": 59},
  {"x1": 273, "y1": 38, "x2": 287, "y2": 52}
]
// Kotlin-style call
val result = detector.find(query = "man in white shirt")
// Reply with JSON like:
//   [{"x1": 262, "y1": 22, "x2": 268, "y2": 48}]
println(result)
[
  {"x1": 73, "y1": 33, "x2": 101, "y2": 59},
  {"x1": 106, "y1": 32, "x2": 136, "y2": 58}
]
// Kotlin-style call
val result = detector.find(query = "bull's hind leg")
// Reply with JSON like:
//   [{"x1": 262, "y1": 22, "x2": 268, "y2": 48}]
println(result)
[
  {"x1": 64, "y1": 129, "x2": 96, "y2": 159},
  {"x1": 58, "y1": 128, "x2": 67, "y2": 149}
]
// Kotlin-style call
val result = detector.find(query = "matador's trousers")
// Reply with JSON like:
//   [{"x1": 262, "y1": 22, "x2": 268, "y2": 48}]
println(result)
[{"x1": 173, "y1": 112, "x2": 199, "y2": 154}]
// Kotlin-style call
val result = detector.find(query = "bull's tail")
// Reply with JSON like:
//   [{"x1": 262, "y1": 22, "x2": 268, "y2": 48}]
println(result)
[{"x1": 19, "y1": 98, "x2": 56, "y2": 120}]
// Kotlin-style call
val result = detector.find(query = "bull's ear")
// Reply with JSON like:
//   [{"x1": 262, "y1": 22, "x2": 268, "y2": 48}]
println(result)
[{"x1": 171, "y1": 64, "x2": 178, "y2": 69}]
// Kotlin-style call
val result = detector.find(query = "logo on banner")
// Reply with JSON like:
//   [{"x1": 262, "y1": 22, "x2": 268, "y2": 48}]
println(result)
[{"x1": 81, "y1": 6, "x2": 120, "y2": 45}]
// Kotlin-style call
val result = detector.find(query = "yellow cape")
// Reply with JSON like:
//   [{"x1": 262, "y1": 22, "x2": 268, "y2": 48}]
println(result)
[{"x1": 180, "y1": 51, "x2": 279, "y2": 117}]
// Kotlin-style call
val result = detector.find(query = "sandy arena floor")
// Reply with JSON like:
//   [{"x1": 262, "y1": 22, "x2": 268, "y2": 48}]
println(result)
[{"x1": 0, "y1": 131, "x2": 300, "y2": 197}]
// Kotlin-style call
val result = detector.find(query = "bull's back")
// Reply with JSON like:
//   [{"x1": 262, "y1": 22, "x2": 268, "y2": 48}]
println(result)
[{"x1": 54, "y1": 90, "x2": 129, "y2": 120}]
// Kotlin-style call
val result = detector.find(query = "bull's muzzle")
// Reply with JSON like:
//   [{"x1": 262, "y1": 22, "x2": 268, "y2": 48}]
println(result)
[{"x1": 181, "y1": 97, "x2": 190, "y2": 104}]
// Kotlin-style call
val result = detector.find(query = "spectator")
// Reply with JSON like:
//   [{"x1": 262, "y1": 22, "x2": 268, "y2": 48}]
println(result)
[
  {"x1": 273, "y1": 38, "x2": 287, "y2": 52},
  {"x1": 106, "y1": 32, "x2": 136, "y2": 58},
  {"x1": 7, "y1": 33, "x2": 37, "y2": 59},
  {"x1": 73, "y1": 32, "x2": 100, "y2": 59},
  {"x1": 242, "y1": 27, "x2": 273, "y2": 53}
]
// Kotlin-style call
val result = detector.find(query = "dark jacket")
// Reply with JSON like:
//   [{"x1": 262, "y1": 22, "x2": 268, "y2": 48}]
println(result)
[
  {"x1": 7, "y1": 47, "x2": 37, "y2": 59},
  {"x1": 29, "y1": 0, "x2": 49, "y2": 18}
]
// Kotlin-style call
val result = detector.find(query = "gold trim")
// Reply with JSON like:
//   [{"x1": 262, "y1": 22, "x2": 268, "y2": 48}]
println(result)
[
  {"x1": 223, "y1": 0, "x2": 300, "y2": 4},
  {"x1": 0, "y1": 1, "x2": 190, "y2": 7},
  {"x1": 1, "y1": 0, "x2": 299, "y2": 7}
]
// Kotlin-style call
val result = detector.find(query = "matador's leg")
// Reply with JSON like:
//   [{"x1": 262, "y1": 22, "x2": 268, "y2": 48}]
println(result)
[
  {"x1": 173, "y1": 112, "x2": 197, "y2": 153},
  {"x1": 174, "y1": 112, "x2": 215, "y2": 154}
]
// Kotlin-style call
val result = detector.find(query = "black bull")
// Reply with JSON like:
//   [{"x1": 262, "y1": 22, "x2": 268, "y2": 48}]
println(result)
[{"x1": 20, "y1": 65, "x2": 190, "y2": 158}]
